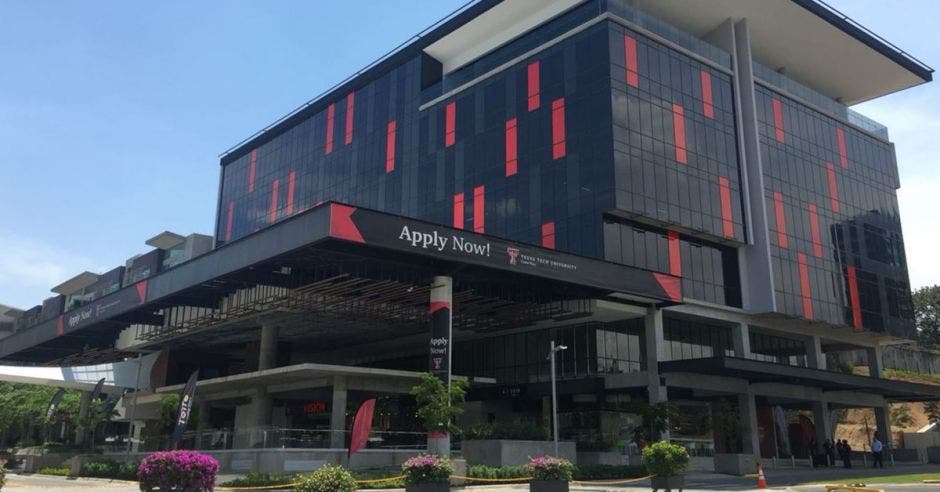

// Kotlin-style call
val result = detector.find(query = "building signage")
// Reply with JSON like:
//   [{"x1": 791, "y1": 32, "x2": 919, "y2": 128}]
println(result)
[
  {"x1": 328, "y1": 203, "x2": 681, "y2": 302},
  {"x1": 62, "y1": 280, "x2": 148, "y2": 334}
]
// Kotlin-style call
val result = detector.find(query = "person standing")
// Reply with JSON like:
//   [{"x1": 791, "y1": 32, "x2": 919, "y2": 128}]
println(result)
[
  {"x1": 871, "y1": 432, "x2": 884, "y2": 468},
  {"x1": 824, "y1": 439, "x2": 835, "y2": 466},
  {"x1": 841, "y1": 440, "x2": 853, "y2": 468}
]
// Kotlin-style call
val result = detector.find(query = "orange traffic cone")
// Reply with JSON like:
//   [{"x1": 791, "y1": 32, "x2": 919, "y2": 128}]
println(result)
[{"x1": 756, "y1": 463, "x2": 768, "y2": 489}]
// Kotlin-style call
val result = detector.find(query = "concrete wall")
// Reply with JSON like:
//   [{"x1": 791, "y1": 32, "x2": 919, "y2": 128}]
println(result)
[
  {"x1": 92, "y1": 448, "x2": 417, "y2": 474},
  {"x1": 462, "y1": 440, "x2": 576, "y2": 466}
]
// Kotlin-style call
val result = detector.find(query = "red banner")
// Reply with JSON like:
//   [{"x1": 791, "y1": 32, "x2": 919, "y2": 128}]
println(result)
[{"x1": 348, "y1": 398, "x2": 376, "y2": 457}]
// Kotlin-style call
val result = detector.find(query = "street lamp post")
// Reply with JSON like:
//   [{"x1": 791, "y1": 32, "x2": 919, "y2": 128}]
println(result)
[{"x1": 547, "y1": 340, "x2": 568, "y2": 456}]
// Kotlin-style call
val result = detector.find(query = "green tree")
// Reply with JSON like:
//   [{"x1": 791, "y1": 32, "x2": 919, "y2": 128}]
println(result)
[
  {"x1": 0, "y1": 383, "x2": 81, "y2": 447},
  {"x1": 924, "y1": 401, "x2": 940, "y2": 425},
  {"x1": 913, "y1": 285, "x2": 940, "y2": 349},
  {"x1": 410, "y1": 373, "x2": 467, "y2": 435},
  {"x1": 891, "y1": 404, "x2": 914, "y2": 428}
]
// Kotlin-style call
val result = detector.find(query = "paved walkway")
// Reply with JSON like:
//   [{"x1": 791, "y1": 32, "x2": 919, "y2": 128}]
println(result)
[{"x1": 5, "y1": 465, "x2": 939, "y2": 492}]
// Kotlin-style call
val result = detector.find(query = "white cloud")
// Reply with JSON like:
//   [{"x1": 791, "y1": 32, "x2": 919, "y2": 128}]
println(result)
[{"x1": 0, "y1": 231, "x2": 105, "y2": 309}]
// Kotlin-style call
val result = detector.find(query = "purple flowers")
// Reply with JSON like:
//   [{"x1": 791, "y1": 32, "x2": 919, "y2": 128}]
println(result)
[
  {"x1": 402, "y1": 454, "x2": 453, "y2": 485},
  {"x1": 526, "y1": 455, "x2": 574, "y2": 481},
  {"x1": 138, "y1": 450, "x2": 219, "y2": 492}
]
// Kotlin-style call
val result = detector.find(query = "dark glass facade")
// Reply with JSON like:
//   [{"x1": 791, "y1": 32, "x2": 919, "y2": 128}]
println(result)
[
  {"x1": 755, "y1": 84, "x2": 914, "y2": 333},
  {"x1": 214, "y1": 0, "x2": 912, "y2": 333}
]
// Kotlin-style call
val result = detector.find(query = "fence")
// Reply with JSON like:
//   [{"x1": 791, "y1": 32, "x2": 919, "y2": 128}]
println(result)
[{"x1": 838, "y1": 346, "x2": 940, "y2": 375}]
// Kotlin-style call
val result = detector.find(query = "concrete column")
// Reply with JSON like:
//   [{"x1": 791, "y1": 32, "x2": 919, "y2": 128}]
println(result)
[
  {"x1": 428, "y1": 276, "x2": 453, "y2": 456},
  {"x1": 258, "y1": 324, "x2": 279, "y2": 371},
  {"x1": 813, "y1": 401, "x2": 833, "y2": 459},
  {"x1": 732, "y1": 322, "x2": 751, "y2": 359},
  {"x1": 330, "y1": 376, "x2": 348, "y2": 449},
  {"x1": 644, "y1": 307, "x2": 667, "y2": 404},
  {"x1": 131, "y1": 420, "x2": 146, "y2": 452},
  {"x1": 874, "y1": 405, "x2": 892, "y2": 448},
  {"x1": 868, "y1": 346, "x2": 884, "y2": 379},
  {"x1": 738, "y1": 392, "x2": 761, "y2": 458},
  {"x1": 74, "y1": 390, "x2": 91, "y2": 445},
  {"x1": 806, "y1": 335, "x2": 827, "y2": 370}
]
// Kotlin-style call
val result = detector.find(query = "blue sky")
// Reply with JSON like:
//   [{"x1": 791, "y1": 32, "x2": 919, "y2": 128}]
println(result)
[{"x1": 0, "y1": 0, "x2": 937, "y2": 309}]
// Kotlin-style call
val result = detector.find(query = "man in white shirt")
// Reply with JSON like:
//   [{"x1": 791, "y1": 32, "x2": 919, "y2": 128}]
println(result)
[{"x1": 871, "y1": 432, "x2": 884, "y2": 468}]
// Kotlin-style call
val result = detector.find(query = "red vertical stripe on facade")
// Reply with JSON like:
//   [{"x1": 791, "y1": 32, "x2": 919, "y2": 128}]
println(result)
[
  {"x1": 225, "y1": 201, "x2": 234, "y2": 242},
  {"x1": 798, "y1": 252, "x2": 814, "y2": 320},
  {"x1": 268, "y1": 179, "x2": 280, "y2": 224},
  {"x1": 773, "y1": 191, "x2": 789, "y2": 248},
  {"x1": 453, "y1": 193, "x2": 464, "y2": 230},
  {"x1": 624, "y1": 35, "x2": 638, "y2": 88},
  {"x1": 667, "y1": 230, "x2": 681, "y2": 277},
  {"x1": 248, "y1": 148, "x2": 257, "y2": 193},
  {"x1": 541, "y1": 221, "x2": 555, "y2": 249},
  {"x1": 836, "y1": 127, "x2": 848, "y2": 169},
  {"x1": 473, "y1": 185, "x2": 485, "y2": 233},
  {"x1": 551, "y1": 98, "x2": 566, "y2": 159},
  {"x1": 344, "y1": 92, "x2": 355, "y2": 145},
  {"x1": 826, "y1": 162, "x2": 840, "y2": 213},
  {"x1": 772, "y1": 98, "x2": 785, "y2": 143},
  {"x1": 505, "y1": 118, "x2": 518, "y2": 176},
  {"x1": 527, "y1": 61, "x2": 540, "y2": 111},
  {"x1": 672, "y1": 104, "x2": 687, "y2": 163},
  {"x1": 445, "y1": 101, "x2": 456, "y2": 147},
  {"x1": 808, "y1": 203, "x2": 823, "y2": 258},
  {"x1": 286, "y1": 170, "x2": 296, "y2": 215},
  {"x1": 847, "y1": 265, "x2": 863, "y2": 330},
  {"x1": 385, "y1": 120, "x2": 397, "y2": 173},
  {"x1": 700, "y1": 70, "x2": 714, "y2": 119},
  {"x1": 719, "y1": 177, "x2": 734, "y2": 239},
  {"x1": 325, "y1": 103, "x2": 335, "y2": 154}
]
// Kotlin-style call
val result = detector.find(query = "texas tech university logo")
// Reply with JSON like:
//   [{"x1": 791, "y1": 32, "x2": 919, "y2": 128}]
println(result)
[{"x1": 507, "y1": 247, "x2": 520, "y2": 265}]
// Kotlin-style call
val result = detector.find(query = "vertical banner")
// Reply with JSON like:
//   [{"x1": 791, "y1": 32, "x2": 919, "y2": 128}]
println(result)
[
  {"x1": 348, "y1": 398, "x2": 376, "y2": 458},
  {"x1": 45, "y1": 388, "x2": 66, "y2": 419},
  {"x1": 171, "y1": 370, "x2": 199, "y2": 447},
  {"x1": 89, "y1": 377, "x2": 106, "y2": 403},
  {"x1": 429, "y1": 276, "x2": 453, "y2": 385}
]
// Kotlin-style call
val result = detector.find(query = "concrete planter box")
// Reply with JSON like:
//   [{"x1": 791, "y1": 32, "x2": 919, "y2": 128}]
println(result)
[
  {"x1": 461, "y1": 440, "x2": 576, "y2": 467},
  {"x1": 713, "y1": 453, "x2": 754, "y2": 475},
  {"x1": 650, "y1": 474, "x2": 684, "y2": 491},
  {"x1": 405, "y1": 484, "x2": 451, "y2": 492},
  {"x1": 530, "y1": 479, "x2": 570, "y2": 492},
  {"x1": 577, "y1": 451, "x2": 625, "y2": 465}
]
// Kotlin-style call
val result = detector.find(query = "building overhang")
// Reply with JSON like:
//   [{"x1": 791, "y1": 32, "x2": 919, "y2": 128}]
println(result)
[
  {"x1": 0, "y1": 202, "x2": 680, "y2": 365},
  {"x1": 51, "y1": 271, "x2": 100, "y2": 296},
  {"x1": 660, "y1": 357, "x2": 940, "y2": 402},
  {"x1": 628, "y1": 0, "x2": 932, "y2": 104}
]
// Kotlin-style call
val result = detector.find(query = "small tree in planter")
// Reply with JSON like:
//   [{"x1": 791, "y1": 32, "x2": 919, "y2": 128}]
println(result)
[
  {"x1": 138, "y1": 450, "x2": 219, "y2": 492},
  {"x1": 526, "y1": 455, "x2": 574, "y2": 492},
  {"x1": 411, "y1": 372, "x2": 467, "y2": 455},
  {"x1": 642, "y1": 441, "x2": 690, "y2": 492},
  {"x1": 296, "y1": 465, "x2": 357, "y2": 492},
  {"x1": 402, "y1": 454, "x2": 453, "y2": 492}
]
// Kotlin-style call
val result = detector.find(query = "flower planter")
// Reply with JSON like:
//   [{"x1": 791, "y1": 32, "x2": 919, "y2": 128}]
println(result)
[
  {"x1": 530, "y1": 479, "x2": 570, "y2": 492},
  {"x1": 405, "y1": 484, "x2": 451, "y2": 492},
  {"x1": 650, "y1": 474, "x2": 684, "y2": 491}
]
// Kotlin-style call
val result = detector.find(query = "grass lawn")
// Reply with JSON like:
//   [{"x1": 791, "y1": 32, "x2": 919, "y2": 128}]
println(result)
[{"x1": 811, "y1": 472, "x2": 940, "y2": 484}]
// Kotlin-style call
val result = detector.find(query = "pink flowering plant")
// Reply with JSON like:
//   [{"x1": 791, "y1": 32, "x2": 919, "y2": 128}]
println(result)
[
  {"x1": 401, "y1": 454, "x2": 453, "y2": 485},
  {"x1": 138, "y1": 450, "x2": 219, "y2": 492},
  {"x1": 526, "y1": 455, "x2": 574, "y2": 481}
]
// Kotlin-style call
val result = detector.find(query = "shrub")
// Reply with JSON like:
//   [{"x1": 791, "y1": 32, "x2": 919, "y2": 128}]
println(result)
[
  {"x1": 526, "y1": 456, "x2": 574, "y2": 482},
  {"x1": 642, "y1": 441, "x2": 690, "y2": 477},
  {"x1": 295, "y1": 465, "x2": 357, "y2": 492},
  {"x1": 219, "y1": 472, "x2": 294, "y2": 488},
  {"x1": 138, "y1": 450, "x2": 219, "y2": 492},
  {"x1": 402, "y1": 454, "x2": 452, "y2": 485},
  {"x1": 463, "y1": 421, "x2": 547, "y2": 440},
  {"x1": 80, "y1": 459, "x2": 139, "y2": 480},
  {"x1": 466, "y1": 464, "x2": 528, "y2": 485},
  {"x1": 36, "y1": 466, "x2": 70, "y2": 476},
  {"x1": 1, "y1": 459, "x2": 6, "y2": 490},
  {"x1": 572, "y1": 464, "x2": 646, "y2": 480},
  {"x1": 352, "y1": 468, "x2": 405, "y2": 490}
]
